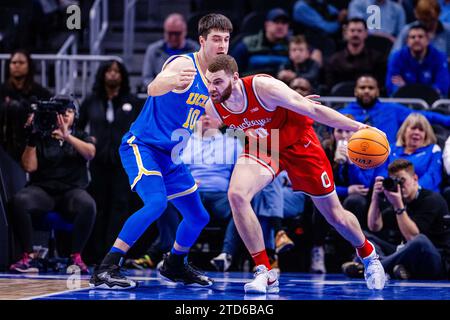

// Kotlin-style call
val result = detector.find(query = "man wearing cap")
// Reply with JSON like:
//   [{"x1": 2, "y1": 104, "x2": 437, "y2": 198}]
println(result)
[{"x1": 231, "y1": 8, "x2": 291, "y2": 75}]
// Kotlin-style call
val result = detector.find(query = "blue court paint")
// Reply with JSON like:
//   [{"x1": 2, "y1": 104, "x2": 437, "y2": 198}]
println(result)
[{"x1": 2, "y1": 271, "x2": 449, "y2": 300}]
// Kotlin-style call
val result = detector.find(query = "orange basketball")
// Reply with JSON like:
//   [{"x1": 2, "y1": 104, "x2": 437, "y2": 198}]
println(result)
[{"x1": 347, "y1": 128, "x2": 390, "y2": 169}]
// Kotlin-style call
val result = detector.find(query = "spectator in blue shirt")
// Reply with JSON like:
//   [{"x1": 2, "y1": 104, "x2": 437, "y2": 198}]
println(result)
[
  {"x1": 375, "y1": 113, "x2": 443, "y2": 192},
  {"x1": 339, "y1": 75, "x2": 450, "y2": 147},
  {"x1": 392, "y1": 0, "x2": 450, "y2": 58},
  {"x1": 293, "y1": 0, "x2": 346, "y2": 36},
  {"x1": 386, "y1": 24, "x2": 449, "y2": 96},
  {"x1": 440, "y1": 0, "x2": 450, "y2": 24},
  {"x1": 348, "y1": 0, "x2": 406, "y2": 40}
]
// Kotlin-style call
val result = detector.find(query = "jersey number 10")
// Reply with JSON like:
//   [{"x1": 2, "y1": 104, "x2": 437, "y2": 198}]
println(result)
[{"x1": 182, "y1": 107, "x2": 201, "y2": 130}]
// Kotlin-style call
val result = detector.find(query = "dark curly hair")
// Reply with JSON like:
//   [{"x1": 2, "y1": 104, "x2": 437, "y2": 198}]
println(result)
[
  {"x1": 92, "y1": 60, "x2": 131, "y2": 99},
  {"x1": 6, "y1": 49, "x2": 36, "y2": 94}
]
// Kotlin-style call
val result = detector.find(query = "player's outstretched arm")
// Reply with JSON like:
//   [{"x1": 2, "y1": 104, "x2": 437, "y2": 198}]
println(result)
[
  {"x1": 255, "y1": 76, "x2": 366, "y2": 132},
  {"x1": 147, "y1": 56, "x2": 197, "y2": 96}
]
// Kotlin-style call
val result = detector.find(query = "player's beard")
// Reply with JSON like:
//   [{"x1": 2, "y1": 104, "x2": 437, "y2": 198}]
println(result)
[{"x1": 211, "y1": 80, "x2": 232, "y2": 103}]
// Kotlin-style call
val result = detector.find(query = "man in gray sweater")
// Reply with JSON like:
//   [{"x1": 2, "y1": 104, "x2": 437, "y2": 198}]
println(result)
[{"x1": 142, "y1": 13, "x2": 199, "y2": 88}]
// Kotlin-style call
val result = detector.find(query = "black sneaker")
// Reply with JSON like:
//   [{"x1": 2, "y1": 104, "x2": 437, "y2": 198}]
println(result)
[
  {"x1": 159, "y1": 254, "x2": 213, "y2": 287},
  {"x1": 393, "y1": 264, "x2": 411, "y2": 280},
  {"x1": 89, "y1": 265, "x2": 137, "y2": 290},
  {"x1": 341, "y1": 261, "x2": 365, "y2": 278}
]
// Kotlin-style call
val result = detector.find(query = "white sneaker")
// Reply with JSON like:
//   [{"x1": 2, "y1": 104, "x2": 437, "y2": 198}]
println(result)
[
  {"x1": 210, "y1": 253, "x2": 232, "y2": 272},
  {"x1": 361, "y1": 250, "x2": 386, "y2": 290},
  {"x1": 244, "y1": 265, "x2": 279, "y2": 294},
  {"x1": 310, "y1": 246, "x2": 326, "y2": 274}
]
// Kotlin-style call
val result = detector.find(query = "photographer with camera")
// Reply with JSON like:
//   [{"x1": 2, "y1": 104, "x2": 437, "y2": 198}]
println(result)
[
  {"x1": 0, "y1": 49, "x2": 51, "y2": 161},
  {"x1": 9, "y1": 97, "x2": 96, "y2": 274},
  {"x1": 343, "y1": 159, "x2": 450, "y2": 280}
]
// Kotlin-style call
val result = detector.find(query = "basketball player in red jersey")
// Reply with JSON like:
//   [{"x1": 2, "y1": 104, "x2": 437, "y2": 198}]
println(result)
[{"x1": 203, "y1": 54, "x2": 386, "y2": 294}]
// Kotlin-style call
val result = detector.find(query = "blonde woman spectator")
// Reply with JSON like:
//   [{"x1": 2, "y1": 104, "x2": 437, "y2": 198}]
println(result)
[{"x1": 377, "y1": 113, "x2": 442, "y2": 192}]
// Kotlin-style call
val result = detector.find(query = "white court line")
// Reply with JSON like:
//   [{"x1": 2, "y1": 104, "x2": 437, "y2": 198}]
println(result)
[
  {"x1": 4, "y1": 273, "x2": 449, "y2": 292},
  {"x1": 288, "y1": 279, "x2": 450, "y2": 288},
  {"x1": 0, "y1": 273, "x2": 250, "y2": 283},
  {"x1": 20, "y1": 287, "x2": 90, "y2": 300}
]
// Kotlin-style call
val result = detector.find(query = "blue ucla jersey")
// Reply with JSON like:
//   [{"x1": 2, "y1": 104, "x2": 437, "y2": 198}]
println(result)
[{"x1": 129, "y1": 52, "x2": 209, "y2": 152}]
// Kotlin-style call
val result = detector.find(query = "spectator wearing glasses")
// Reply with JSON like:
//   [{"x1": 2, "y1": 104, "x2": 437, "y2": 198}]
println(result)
[{"x1": 141, "y1": 13, "x2": 199, "y2": 88}]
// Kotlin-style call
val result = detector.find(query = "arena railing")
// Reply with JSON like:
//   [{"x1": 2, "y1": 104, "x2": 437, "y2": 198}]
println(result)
[
  {"x1": 55, "y1": 35, "x2": 78, "y2": 96},
  {"x1": 123, "y1": 0, "x2": 137, "y2": 69},
  {"x1": 317, "y1": 96, "x2": 429, "y2": 110},
  {"x1": 0, "y1": 53, "x2": 123, "y2": 102},
  {"x1": 90, "y1": 0, "x2": 109, "y2": 55},
  {"x1": 431, "y1": 99, "x2": 450, "y2": 110}
]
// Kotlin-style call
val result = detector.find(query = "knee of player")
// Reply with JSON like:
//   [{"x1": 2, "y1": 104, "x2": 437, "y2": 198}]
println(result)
[
  {"x1": 143, "y1": 195, "x2": 168, "y2": 213},
  {"x1": 198, "y1": 209, "x2": 210, "y2": 227},
  {"x1": 228, "y1": 187, "x2": 250, "y2": 207}
]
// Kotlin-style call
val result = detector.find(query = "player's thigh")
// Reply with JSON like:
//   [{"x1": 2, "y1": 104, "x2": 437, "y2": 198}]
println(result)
[
  {"x1": 164, "y1": 162, "x2": 197, "y2": 201},
  {"x1": 119, "y1": 135, "x2": 164, "y2": 193},
  {"x1": 283, "y1": 141, "x2": 335, "y2": 197},
  {"x1": 228, "y1": 155, "x2": 274, "y2": 200}
]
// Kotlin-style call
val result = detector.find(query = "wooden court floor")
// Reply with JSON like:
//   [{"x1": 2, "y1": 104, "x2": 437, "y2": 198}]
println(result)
[{"x1": 0, "y1": 277, "x2": 90, "y2": 300}]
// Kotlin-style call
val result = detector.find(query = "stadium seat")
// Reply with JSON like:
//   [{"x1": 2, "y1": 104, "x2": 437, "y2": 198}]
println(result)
[
  {"x1": 393, "y1": 84, "x2": 441, "y2": 106},
  {"x1": 330, "y1": 81, "x2": 356, "y2": 97},
  {"x1": 365, "y1": 34, "x2": 393, "y2": 58},
  {"x1": 33, "y1": 211, "x2": 73, "y2": 259}
]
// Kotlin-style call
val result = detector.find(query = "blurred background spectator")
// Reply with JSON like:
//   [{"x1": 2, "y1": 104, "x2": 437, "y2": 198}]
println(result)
[
  {"x1": 386, "y1": 24, "x2": 449, "y2": 97},
  {"x1": 376, "y1": 113, "x2": 443, "y2": 192},
  {"x1": 0, "y1": 49, "x2": 51, "y2": 162},
  {"x1": 392, "y1": 0, "x2": 450, "y2": 59},
  {"x1": 77, "y1": 60, "x2": 141, "y2": 263},
  {"x1": 324, "y1": 18, "x2": 386, "y2": 93},
  {"x1": 231, "y1": 8, "x2": 291, "y2": 76},
  {"x1": 338, "y1": 75, "x2": 450, "y2": 145},
  {"x1": 277, "y1": 35, "x2": 321, "y2": 87},
  {"x1": 289, "y1": 77, "x2": 314, "y2": 96},
  {"x1": 348, "y1": 0, "x2": 406, "y2": 41},
  {"x1": 141, "y1": 13, "x2": 199, "y2": 89}
]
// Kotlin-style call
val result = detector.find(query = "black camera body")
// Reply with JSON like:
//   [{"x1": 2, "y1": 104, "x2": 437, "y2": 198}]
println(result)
[
  {"x1": 382, "y1": 177, "x2": 402, "y2": 192},
  {"x1": 31, "y1": 96, "x2": 75, "y2": 137}
]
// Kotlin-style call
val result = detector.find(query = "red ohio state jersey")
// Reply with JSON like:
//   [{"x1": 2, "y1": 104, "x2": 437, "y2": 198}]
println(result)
[
  {"x1": 210, "y1": 74, "x2": 335, "y2": 197},
  {"x1": 211, "y1": 75, "x2": 313, "y2": 151}
]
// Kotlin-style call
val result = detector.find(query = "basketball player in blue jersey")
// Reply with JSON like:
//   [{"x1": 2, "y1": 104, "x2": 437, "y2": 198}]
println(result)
[{"x1": 89, "y1": 13, "x2": 233, "y2": 290}]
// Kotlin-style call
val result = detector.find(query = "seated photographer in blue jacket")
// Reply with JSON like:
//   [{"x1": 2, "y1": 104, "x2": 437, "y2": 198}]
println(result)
[
  {"x1": 385, "y1": 24, "x2": 449, "y2": 97},
  {"x1": 375, "y1": 113, "x2": 443, "y2": 192},
  {"x1": 338, "y1": 75, "x2": 450, "y2": 145},
  {"x1": 9, "y1": 97, "x2": 96, "y2": 274}
]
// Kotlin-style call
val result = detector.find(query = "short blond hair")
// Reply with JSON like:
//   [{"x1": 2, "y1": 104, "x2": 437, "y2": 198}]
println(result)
[{"x1": 396, "y1": 113, "x2": 437, "y2": 147}]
